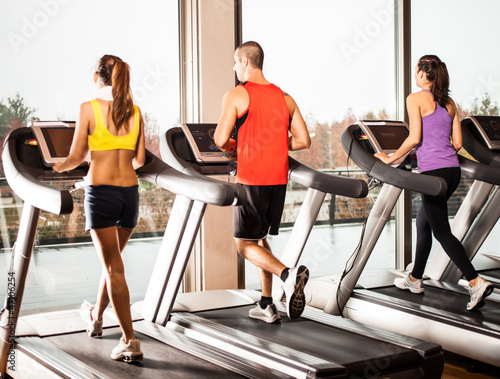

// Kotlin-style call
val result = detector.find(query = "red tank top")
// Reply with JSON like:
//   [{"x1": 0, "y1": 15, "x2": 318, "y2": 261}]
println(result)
[{"x1": 235, "y1": 82, "x2": 291, "y2": 185}]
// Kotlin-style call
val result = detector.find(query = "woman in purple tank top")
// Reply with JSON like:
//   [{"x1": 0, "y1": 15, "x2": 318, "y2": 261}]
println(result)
[{"x1": 374, "y1": 55, "x2": 494, "y2": 311}]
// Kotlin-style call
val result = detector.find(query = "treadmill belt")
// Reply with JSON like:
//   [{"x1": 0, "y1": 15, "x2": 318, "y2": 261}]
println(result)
[
  {"x1": 193, "y1": 305, "x2": 421, "y2": 377},
  {"x1": 480, "y1": 268, "x2": 500, "y2": 281},
  {"x1": 45, "y1": 326, "x2": 244, "y2": 378},
  {"x1": 369, "y1": 286, "x2": 500, "y2": 326}
]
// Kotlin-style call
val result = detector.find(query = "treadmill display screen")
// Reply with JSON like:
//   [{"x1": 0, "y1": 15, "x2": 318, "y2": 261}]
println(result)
[
  {"x1": 184, "y1": 123, "x2": 220, "y2": 153},
  {"x1": 366, "y1": 125, "x2": 408, "y2": 150},
  {"x1": 466, "y1": 116, "x2": 500, "y2": 150},
  {"x1": 41, "y1": 127, "x2": 75, "y2": 157},
  {"x1": 181, "y1": 123, "x2": 236, "y2": 163},
  {"x1": 30, "y1": 121, "x2": 76, "y2": 166},
  {"x1": 476, "y1": 116, "x2": 500, "y2": 142}
]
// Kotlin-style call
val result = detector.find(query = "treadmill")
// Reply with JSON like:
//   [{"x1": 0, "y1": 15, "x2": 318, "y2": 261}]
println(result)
[
  {"x1": 303, "y1": 120, "x2": 500, "y2": 367},
  {"x1": 136, "y1": 124, "x2": 445, "y2": 379},
  {"x1": 426, "y1": 115, "x2": 500, "y2": 285},
  {"x1": 0, "y1": 124, "x2": 267, "y2": 378}
]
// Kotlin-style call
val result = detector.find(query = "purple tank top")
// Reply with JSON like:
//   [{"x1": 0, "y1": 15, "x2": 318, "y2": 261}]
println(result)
[{"x1": 416, "y1": 90, "x2": 459, "y2": 173}]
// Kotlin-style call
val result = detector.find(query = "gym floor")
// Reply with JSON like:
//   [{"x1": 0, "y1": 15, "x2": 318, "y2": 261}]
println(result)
[
  {"x1": 442, "y1": 351, "x2": 500, "y2": 378},
  {"x1": 1, "y1": 234, "x2": 499, "y2": 377}
]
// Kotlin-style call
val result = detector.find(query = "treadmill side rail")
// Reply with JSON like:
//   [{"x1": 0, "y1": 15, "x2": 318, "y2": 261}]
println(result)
[{"x1": 10, "y1": 337, "x2": 109, "y2": 378}]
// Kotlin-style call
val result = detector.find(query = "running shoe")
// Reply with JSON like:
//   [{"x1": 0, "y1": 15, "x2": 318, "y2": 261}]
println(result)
[
  {"x1": 249, "y1": 303, "x2": 281, "y2": 323},
  {"x1": 282, "y1": 265, "x2": 309, "y2": 319},
  {"x1": 111, "y1": 338, "x2": 143, "y2": 362},
  {"x1": 80, "y1": 300, "x2": 103, "y2": 337},
  {"x1": 394, "y1": 275, "x2": 424, "y2": 294},
  {"x1": 467, "y1": 277, "x2": 494, "y2": 311}
]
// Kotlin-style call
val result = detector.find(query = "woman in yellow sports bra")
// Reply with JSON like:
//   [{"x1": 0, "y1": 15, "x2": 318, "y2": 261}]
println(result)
[{"x1": 53, "y1": 54, "x2": 146, "y2": 362}]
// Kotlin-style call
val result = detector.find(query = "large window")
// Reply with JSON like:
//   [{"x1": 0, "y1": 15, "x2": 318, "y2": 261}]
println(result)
[
  {"x1": 241, "y1": 0, "x2": 397, "y2": 287},
  {"x1": 0, "y1": 0, "x2": 179, "y2": 312},
  {"x1": 412, "y1": 0, "x2": 500, "y2": 116},
  {"x1": 0, "y1": 1, "x2": 179, "y2": 134},
  {"x1": 411, "y1": 0, "x2": 500, "y2": 265}
]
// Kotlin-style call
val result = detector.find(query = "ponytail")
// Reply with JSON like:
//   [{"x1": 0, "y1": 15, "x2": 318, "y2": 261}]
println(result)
[
  {"x1": 95, "y1": 55, "x2": 134, "y2": 132},
  {"x1": 111, "y1": 60, "x2": 134, "y2": 132},
  {"x1": 418, "y1": 55, "x2": 450, "y2": 108}
]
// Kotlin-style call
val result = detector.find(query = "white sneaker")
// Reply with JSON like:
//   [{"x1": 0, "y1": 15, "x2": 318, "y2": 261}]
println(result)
[
  {"x1": 467, "y1": 277, "x2": 494, "y2": 311},
  {"x1": 394, "y1": 275, "x2": 424, "y2": 294},
  {"x1": 80, "y1": 300, "x2": 103, "y2": 337},
  {"x1": 249, "y1": 303, "x2": 281, "y2": 323},
  {"x1": 282, "y1": 265, "x2": 309, "y2": 319},
  {"x1": 111, "y1": 338, "x2": 143, "y2": 362}
]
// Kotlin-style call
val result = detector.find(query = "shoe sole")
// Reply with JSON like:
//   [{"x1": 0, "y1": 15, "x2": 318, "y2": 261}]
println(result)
[
  {"x1": 394, "y1": 280, "x2": 424, "y2": 294},
  {"x1": 111, "y1": 353, "x2": 144, "y2": 362},
  {"x1": 248, "y1": 314, "x2": 281, "y2": 323},
  {"x1": 408, "y1": 288, "x2": 424, "y2": 293},
  {"x1": 468, "y1": 284, "x2": 494, "y2": 311},
  {"x1": 87, "y1": 330, "x2": 103, "y2": 337},
  {"x1": 287, "y1": 266, "x2": 309, "y2": 319},
  {"x1": 408, "y1": 287, "x2": 424, "y2": 294}
]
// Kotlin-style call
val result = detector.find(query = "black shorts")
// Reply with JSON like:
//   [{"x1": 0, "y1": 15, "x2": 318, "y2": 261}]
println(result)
[
  {"x1": 84, "y1": 185, "x2": 139, "y2": 231},
  {"x1": 233, "y1": 184, "x2": 286, "y2": 240}
]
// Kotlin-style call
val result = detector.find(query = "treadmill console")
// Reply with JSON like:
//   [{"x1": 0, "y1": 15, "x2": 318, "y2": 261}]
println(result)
[
  {"x1": 172, "y1": 124, "x2": 236, "y2": 175},
  {"x1": 355, "y1": 120, "x2": 414, "y2": 168},
  {"x1": 356, "y1": 120, "x2": 409, "y2": 155},
  {"x1": 180, "y1": 123, "x2": 236, "y2": 163},
  {"x1": 464, "y1": 116, "x2": 500, "y2": 151},
  {"x1": 30, "y1": 121, "x2": 76, "y2": 167}
]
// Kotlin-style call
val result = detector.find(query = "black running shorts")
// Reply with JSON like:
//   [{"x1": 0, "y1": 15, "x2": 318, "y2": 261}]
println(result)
[
  {"x1": 233, "y1": 184, "x2": 286, "y2": 240},
  {"x1": 84, "y1": 185, "x2": 139, "y2": 231}
]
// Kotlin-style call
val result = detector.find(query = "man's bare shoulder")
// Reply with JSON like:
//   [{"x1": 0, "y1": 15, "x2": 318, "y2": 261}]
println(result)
[
  {"x1": 222, "y1": 85, "x2": 249, "y2": 113},
  {"x1": 225, "y1": 85, "x2": 247, "y2": 99}
]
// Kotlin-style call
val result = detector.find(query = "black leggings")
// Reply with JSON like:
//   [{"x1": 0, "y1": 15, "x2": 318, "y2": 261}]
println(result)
[{"x1": 412, "y1": 167, "x2": 478, "y2": 281}]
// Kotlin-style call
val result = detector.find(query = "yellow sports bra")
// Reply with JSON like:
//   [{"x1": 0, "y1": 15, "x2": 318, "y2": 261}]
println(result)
[{"x1": 88, "y1": 99, "x2": 140, "y2": 152}]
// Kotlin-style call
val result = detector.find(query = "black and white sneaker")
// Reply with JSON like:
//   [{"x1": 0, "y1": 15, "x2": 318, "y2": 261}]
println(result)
[
  {"x1": 248, "y1": 303, "x2": 281, "y2": 323},
  {"x1": 282, "y1": 265, "x2": 309, "y2": 319},
  {"x1": 394, "y1": 275, "x2": 424, "y2": 294},
  {"x1": 467, "y1": 277, "x2": 494, "y2": 311},
  {"x1": 111, "y1": 338, "x2": 143, "y2": 362}
]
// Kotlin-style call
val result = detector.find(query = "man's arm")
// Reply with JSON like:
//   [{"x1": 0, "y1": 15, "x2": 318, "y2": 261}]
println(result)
[
  {"x1": 214, "y1": 88, "x2": 240, "y2": 152},
  {"x1": 284, "y1": 93, "x2": 311, "y2": 151}
]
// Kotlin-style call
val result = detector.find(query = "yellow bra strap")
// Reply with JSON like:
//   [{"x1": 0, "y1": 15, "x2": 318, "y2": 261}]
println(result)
[{"x1": 90, "y1": 100, "x2": 105, "y2": 127}]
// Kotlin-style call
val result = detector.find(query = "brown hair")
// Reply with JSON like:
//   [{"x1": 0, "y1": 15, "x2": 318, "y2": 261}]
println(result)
[
  {"x1": 236, "y1": 41, "x2": 264, "y2": 70},
  {"x1": 96, "y1": 55, "x2": 134, "y2": 131},
  {"x1": 417, "y1": 55, "x2": 450, "y2": 108}
]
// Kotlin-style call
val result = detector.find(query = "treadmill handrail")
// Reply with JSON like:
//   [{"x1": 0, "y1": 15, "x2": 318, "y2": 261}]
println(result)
[
  {"x1": 138, "y1": 150, "x2": 243, "y2": 207},
  {"x1": 461, "y1": 117, "x2": 500, "y2": 168},
  {"x1": 458, "y1": 155, "x2": 500, "y2": 185},
  {"x1": 288, "y1": 157, "x2": 368, "y2": 198},
  {"x1": 3, "y1": 128, "x2": 73, "y2": 215},
  {"x1": 165, "y1": 126, "x2": 368, "y2": 199},
  {"x1": 341, "y1": 124, "x2": 447, "y2": 196}
]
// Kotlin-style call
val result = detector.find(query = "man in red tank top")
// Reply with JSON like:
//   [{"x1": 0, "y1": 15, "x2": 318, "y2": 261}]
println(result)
[{"x1": 215, "y1": 41, "x2": 311, "y2": 322}]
